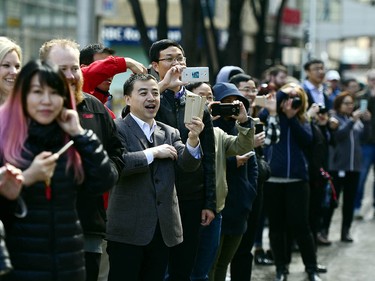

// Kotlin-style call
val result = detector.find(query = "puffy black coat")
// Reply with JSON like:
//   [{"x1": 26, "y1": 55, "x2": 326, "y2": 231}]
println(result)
[{"x1": 2, "y1": 122, "x2": 116, "y2": 281}]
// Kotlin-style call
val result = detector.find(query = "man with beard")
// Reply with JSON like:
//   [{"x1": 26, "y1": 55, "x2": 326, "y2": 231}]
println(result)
[{"x1": 39, "y1": 39, "x2": 130, "y2": 281}]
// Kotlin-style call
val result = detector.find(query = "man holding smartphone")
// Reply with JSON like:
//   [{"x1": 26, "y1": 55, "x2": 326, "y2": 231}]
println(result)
[{"x1": 149, "y1": 39, "x2": 216, "y2": 281}]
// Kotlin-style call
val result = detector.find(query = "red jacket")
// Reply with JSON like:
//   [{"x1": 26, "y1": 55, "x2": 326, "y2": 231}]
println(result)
[
  {"x1": 81, "y1": 55, "x2": 127, "y2": 106},
  {"x1": 81, "y1": 56, "x2": 127, "y2": 207}
]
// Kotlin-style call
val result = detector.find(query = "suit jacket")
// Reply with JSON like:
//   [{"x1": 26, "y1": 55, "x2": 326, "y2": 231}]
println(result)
[{"x1": 106, "y1": 115, "x2": 201, "y2": 247}]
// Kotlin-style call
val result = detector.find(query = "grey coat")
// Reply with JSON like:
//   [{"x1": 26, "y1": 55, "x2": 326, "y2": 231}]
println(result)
[
  {"x1": 106, "y1": 115, "x2": 201, "y2": 247},
  {"x1": 329, "y1": 113, "x2": 371, "y2": 172}
]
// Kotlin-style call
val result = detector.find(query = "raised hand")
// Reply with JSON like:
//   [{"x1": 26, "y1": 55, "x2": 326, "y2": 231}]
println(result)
[
  {"x1": 185, "y1": 117, "x2": 205, "y2": 147},
  {"x1": 125, "y1": 57, "x2": 147, "y2": 74},
  {"x1": 231, "y1": 100, "x2": 249, "y2": 123},
  {"x1": 57, "y1": 108, "x2": 85, "y2": 136},
  {"x1": 158, "y1": 65, "x2": 187, "y2": 92},
  {"x1": 254, "y1": 131, "x2": 266, "y2": 148},
  {"x1": 0, "y1": 164, "x2": 24, "y2": 200}
]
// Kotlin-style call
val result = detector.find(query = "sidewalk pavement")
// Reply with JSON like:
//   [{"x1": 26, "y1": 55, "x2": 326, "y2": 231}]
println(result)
[{"x1": 227, "y1": 172, "x2": 375, "y2": 281}]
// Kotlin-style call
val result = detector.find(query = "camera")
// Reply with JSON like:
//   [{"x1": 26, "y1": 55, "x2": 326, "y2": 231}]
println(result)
[
  {"x1": 211, "y1": 103, "x2": 240, "y2": 117},
  {"x1": 291, "y1": 97, "x2": 302, "y2": 109}
]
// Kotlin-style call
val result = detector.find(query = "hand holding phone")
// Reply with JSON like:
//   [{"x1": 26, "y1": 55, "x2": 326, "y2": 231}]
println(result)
[
  {"x1": 254, "y1": 96, "x2": 267, "y2": 107},
  {"x1": 360, "y1": 99, "x2": 368, "y2": 112},
  {"x1": 211, "y1": 103, "x2": 240, "y2": 117},
  {"x1": 241, "y1": 151, "x2": 256, "y2": 158}
]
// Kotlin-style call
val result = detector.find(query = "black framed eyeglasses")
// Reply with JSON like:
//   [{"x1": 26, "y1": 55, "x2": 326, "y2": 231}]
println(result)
[{"x1": 158, "y1": 56, "x2": 186, "y2": 64}]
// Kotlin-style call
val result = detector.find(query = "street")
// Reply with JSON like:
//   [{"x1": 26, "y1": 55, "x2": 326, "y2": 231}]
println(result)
[{"x1": 228, "y1": 171, "x2": 375, "y2": 281}]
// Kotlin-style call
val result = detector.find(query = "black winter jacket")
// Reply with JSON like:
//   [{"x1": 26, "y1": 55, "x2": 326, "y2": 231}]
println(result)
[
  {"x1": 156, "y1": 89, "x2": 216, "y2": 211},
  {"x1": 2, "y1": 122, "x2": 116, "y2": 281},
  {"x1": 76, "y1": 93, "x2": 123, "y2": 237}
]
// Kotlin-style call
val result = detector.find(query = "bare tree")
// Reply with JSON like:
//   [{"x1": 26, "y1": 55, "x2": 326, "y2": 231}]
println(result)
[
  {"x1": 180, "y1": 0, "x2": 202, "y2": 66},
  {"x1": 249, "y1": 0, "x2": 269, "y2": 77},
  {"x1": 157, "y1": 0, "x2": 168, "y2": 40},
  {"x1": 223, "y1": 0, "x2": 246, "y2": 67},
  {"x1": 271, "y1": 0, "x2": 288, "y2": 65},
  {"x1": 128, "y1": 0, "x2": 287, "y2": 81},
  {"x1": 128, "y1": 0, "x2": 152, "y2": 57}
]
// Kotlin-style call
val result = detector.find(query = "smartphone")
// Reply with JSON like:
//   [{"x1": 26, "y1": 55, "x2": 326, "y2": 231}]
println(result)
[
  {"x1": 360, "y1": 99, "x2": 368, "y2": 112},
  {"x1": 184, "y1": 93, "x2": 206, "y2": 123},
  {"x1": 255, "y1": 123, "x2": 264, "y2": 134},
  {"x1": 254, "y1": 95, "x2": 267, "y2": 107},
  {"x1": 241, "y1": 151, "x2": 256, "y2": 158},
  {"x1": 56, "y1": 140, "x2": 74, "y2": 156},
  {"x1": 211, "y1": 103, "x2": 240, "y2": 117},
  {"x1": 181, "y1": 67, "x2": 209, "y2": 83}
]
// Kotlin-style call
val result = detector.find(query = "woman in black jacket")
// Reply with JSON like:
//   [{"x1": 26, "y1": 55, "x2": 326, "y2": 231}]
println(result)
[{"x1": 0, "y1": 60, "x2": 116, "y2": 281}]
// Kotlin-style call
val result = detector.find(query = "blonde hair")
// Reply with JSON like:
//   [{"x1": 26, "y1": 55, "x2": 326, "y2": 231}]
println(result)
[
  {"x1": 0, "y1": 36, "x2": 22, "y2": 63},
  {"x1": 39, "y1": 38, "x2": 80, "y2": 61},
  {"x1": 279, "y1": 83, "x2": 309, "y2": 122}
]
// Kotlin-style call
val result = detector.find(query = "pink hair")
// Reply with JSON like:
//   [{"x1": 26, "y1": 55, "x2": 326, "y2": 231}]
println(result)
[{"x1": 0, "y1": 60, "x2": 84, "y2": 183}]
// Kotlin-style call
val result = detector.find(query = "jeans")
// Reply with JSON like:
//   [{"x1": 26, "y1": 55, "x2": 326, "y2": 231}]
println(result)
[
  {"x1": 355, "y1": 144, "x2": 375, "y2": 210},
  {"x1": 190, "y1": 213, "x2": 222, "y2": 281}
]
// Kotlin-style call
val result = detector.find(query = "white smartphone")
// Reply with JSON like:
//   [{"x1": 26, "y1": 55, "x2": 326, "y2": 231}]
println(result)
[
  {"x1": 181, "y1": 67, "x2": 209, "y2": 83},
  {"x1": 360, "y1": 99, "x2": 368, "y2": 112},
  {"x1": 241, "y1": 151, "x2": 256, "y2": 158},
  {"x1": 56, "y1": 140, "x2": 74, "y2": 156}
]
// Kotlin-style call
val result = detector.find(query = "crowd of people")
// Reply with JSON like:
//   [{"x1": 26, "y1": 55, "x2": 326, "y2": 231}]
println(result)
[{"x1": 0, "y1": 36, "x2": 374, "y2": 281}]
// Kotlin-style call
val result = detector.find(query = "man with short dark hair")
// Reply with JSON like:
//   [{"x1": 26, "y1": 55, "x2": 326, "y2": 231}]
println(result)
[
  {"x1": 302, "y1": 59, "x2": 331, "y2": 109},
  {"x1": 106, "y1": 73, "x2": 204, "y2": 281},
  {"x1": 149, "y1": 39, "x2": 216, "y2": 281}
]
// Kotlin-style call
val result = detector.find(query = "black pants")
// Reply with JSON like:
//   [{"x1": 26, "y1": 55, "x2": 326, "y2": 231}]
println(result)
[
  {"x1": 107, "y1": 223, "x2": 169, "y2": 281},
  {"x1": 230, "y1": 181, "x2": 263, "y2": 281},
  {"x1": 264, "y1": 181, "x2": 317, "y2": 271},
  {"x1": 309, "y1": 177, "x2": 328, "y2": 248},
  {"x1": 166, "y1": 199, "x2": 204, "y2": 281},
  {"x1": 322, "y1": 171, "x2": 359, "y2": 234},
  {"x1": 85, "y1": 252, "x2": 101, "y2": 281}
]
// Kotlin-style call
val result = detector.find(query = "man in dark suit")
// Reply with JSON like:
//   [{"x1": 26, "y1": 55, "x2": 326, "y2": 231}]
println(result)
[{"x1": 106, "y1": 74, "x2": 204, "y2": 281}]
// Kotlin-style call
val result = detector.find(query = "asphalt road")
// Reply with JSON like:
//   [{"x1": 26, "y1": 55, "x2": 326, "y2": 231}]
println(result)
[{"x1": 227, "y1": 172, "x2": 375, "y2": 281}]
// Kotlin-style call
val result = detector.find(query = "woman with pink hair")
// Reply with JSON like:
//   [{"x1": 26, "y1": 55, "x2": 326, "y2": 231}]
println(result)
[{"x1": 0, "y1": 60, "x2": 116, "y2": 281}]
